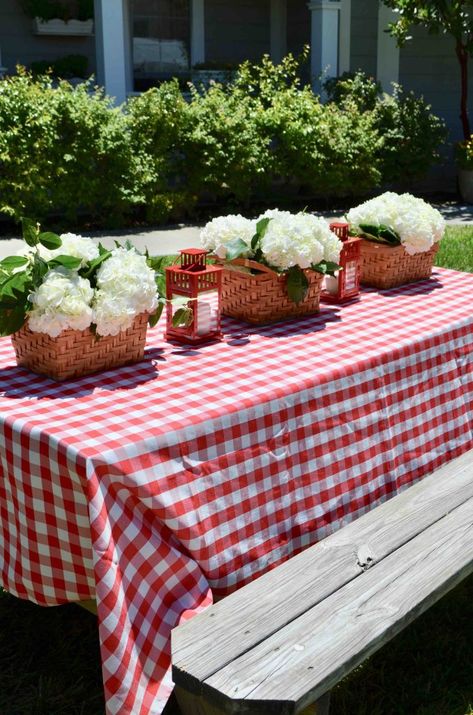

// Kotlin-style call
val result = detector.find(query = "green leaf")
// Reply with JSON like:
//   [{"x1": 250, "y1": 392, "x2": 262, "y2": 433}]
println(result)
[
  {"x1": 39, "y1": 232, "x2": 62, "y2": 250},
  {"x1": 0, "y1": 256, "x2": 29, "y2": 271},
  {"x1": 32, "y1": 254, "x2": 49, "y2": 286},
  {"x1": 251, "y1": 217, "x2": 271, "y2": 251},
  {"x1": 48, "y1": 255, "x2": 82, "y2": 270},
  {"x1": 0, "y1": 305, "x2": 27, "y2": 337},
  {"x1": 256, "y1": 217, "x2": 271, "y2": 236},
  {"x1": 359, "y1": 223, "x2": 400, "y2": 245},
  {"x1": 225, "y1": 238, "x2": 250, "y2": 261},
  {"x1": 21, "y1": 218, "x2": 39, "y2": 247},
  {"x1": 81, "y1": 251, "x2": 112, "y2": 278},
  {"x1": 172, "y1": 306, "x2": 194, "y2": 328},
  {"x1": 286, "y1": 265, "x2": 309, "y2": 305},
  {"x1": 98, "y1": 242, "x2": 109, "y2": 256},
  {"x1": 312, "y1": 260, "x2": 341, "y2": 277},
  {"x1": 0, "y1": 272, "x2": 31, "y2": 301},
  {"x1": 148, "y1": 303, "x2": 164, "y2": 328}
]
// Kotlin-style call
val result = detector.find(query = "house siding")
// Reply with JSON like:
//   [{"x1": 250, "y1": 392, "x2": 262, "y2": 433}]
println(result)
[
  {"x1": 350, "y1": 0, "x2": 377, "y2": 78},
  {"x1": 286, "y1": 0, "x2": 310, "y2": 59},
  {"x1": 205, "y1": 0, "x2": 270, "y2": 65},
  {"x1": 0, "y1": 0, "x2": 96, "y2": 76},
  {"x1": 399, "y1": 25, "x2": 469, "y2": 146}
]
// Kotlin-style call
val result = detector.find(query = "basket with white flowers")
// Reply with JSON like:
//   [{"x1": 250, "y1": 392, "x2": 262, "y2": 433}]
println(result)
[
  {"x1": 0, "y1": 220, "x2": 173, "y2": 381},
  {"x1": 346, "y1": 192, "x2": 445, "y2": 289},
  {"x1": 200, "y1": 210, "x2": 342, "y2": 324}
]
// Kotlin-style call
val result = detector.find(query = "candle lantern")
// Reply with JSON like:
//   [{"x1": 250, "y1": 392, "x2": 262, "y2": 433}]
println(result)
[
  {"x1": 165, "y1": 248, "x2": 223, "y2": 345},
  {"x1": 321, "y1": 222, "x2": 361, "y2": 303}
]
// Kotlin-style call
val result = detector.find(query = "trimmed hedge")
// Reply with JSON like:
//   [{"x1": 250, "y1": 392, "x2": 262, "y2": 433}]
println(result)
[{"x1": 0, "y1": 58, "x2": 447, "y2": 227}]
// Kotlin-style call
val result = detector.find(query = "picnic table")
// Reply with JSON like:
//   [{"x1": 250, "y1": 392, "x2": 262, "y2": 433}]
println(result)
[{"x1": 0, "y1": 266, "x2": 472, "y2": 715}]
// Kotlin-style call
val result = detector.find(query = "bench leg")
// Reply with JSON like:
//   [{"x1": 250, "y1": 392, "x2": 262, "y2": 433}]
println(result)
[{"x1": 300, "y1": 691, "x2": 331, "y2": 715}]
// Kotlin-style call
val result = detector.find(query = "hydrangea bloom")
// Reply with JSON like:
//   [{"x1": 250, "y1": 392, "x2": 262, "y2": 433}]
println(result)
[
  {"x1": 347, "y1": 192, "x2": 445, "y2": 256},
  {"x1": 259, "y1": 210, "x2": 340, "y2": 271},
  {"x1": 28, "y1": 267, "x2": 94, "y2": 337},
  {"x1": 93, "y1": 247, "x2": 158, "y2": 336},
  {"x1": 38, "y1": 232, "x2": 100, "y2": 267},
  {"x1": 200, "y1": 215, "x2": 256, "y2": 259}
]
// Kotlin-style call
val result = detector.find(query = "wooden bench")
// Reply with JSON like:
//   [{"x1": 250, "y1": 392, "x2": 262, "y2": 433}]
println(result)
[{"x1": 171, "y1": 449, "x2": 473, "y2": 715}]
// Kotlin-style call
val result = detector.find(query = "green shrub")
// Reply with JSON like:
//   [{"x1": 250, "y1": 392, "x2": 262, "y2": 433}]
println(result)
[
  {"x1": 31, "y1": 54, "x2": 88, "y2": 78},
  {"x1": 373, "y1": 85, "x2": 447, "y2": 185},
  {"x1": 326, "y1": 71, "x2": 447, "y2": 185},
  {"x1": 126, "y1": 80, "x2": 194, "y2": 221},
  {"x1": 0, "y1": 70, "x2": 138, "y2": 224}
]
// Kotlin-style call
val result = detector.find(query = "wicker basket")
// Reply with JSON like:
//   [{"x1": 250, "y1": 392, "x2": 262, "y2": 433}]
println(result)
[
  {"x1": 219, "y1": 258, "x2": 323, "y2": 324},
  {"x1": 11, "y1": 313, "x2": 149, "y2": 381},
  {"x1": 360, "y1": 240, "x2": 439, "y2": 289}
]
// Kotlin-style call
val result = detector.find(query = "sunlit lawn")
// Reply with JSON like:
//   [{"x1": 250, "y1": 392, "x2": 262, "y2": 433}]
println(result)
[{"x1": 1, "y1": 225, "x2": 473, "y2": 715}]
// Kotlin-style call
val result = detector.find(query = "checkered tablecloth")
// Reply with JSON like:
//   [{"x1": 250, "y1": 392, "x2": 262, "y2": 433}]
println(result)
[{"x1": 1, "y1": 267, "x2": 472, "y2": 714}]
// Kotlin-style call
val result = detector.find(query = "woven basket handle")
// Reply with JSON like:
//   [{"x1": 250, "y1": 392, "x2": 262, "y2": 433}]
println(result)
[{"x1": 219, "y1": 257, "x2": 279, "y2": 277}]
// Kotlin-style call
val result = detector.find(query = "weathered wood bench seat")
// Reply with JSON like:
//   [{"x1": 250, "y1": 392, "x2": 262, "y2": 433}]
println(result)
[{"x1": 171, "y1": 449, "x2": 473, "y2": 715}]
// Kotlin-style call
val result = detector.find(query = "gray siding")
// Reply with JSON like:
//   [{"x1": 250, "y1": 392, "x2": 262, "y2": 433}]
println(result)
[
  {"x1": 399, "y1": 25, "x2": 469, "y2": 145},
  {"x1": 350, "y1": 0, "x2": 378, "y2": 78},
  {"x1": 286, "y1": 0, "x2": 310, "y2": 59},
  {"x1": 205, "y1": 0, "x2": 270, "y2": 64},
  {"x1": 0, "y1": 0, "x2": 96, "y2": 75}
]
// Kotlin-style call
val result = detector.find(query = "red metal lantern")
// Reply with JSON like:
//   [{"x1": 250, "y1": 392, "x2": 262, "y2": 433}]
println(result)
[
  {"x1": 321, "y1": 222, "x2": 361, "y2": 303},
  {"x1": 165, "y1": 249, "x2": 223, "y2": 345}
]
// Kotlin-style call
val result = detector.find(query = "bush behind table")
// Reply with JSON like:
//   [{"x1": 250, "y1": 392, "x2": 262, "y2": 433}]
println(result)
[{"x1": 0, "y1": 56, "x2": 447, "y2": 229}]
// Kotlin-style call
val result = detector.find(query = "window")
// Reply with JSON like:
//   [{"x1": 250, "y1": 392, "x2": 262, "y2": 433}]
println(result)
[{"x1": 132, "y1": 0, "x2": 190, "y2": 88}]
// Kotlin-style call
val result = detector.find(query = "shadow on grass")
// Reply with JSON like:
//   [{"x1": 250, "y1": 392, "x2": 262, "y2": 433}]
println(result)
[{"x1": 1, "y1": 575, "x2": 473, "y2": 714}]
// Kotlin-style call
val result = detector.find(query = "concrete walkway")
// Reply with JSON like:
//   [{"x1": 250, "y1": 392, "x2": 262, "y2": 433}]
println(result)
[{"x1": 0, "y1": 202, "x2": 472, "y2": 259}]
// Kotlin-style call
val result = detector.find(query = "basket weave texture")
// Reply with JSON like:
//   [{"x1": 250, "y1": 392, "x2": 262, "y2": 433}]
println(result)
[
  {"x1": 11, "y1": 312, "x2": 148, "y2": 381},
  {"x1": 360, "y1": 240, "x2": 439, "y2": 289},
  {"x1": 219, "y1": 259, "x2": 323, "y2": 324}
]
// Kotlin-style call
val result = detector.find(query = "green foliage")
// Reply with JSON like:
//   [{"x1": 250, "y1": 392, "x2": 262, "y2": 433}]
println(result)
[
  {"x1": 456, "y1": 136, "x2": 473, "y2": 168},
  {"x1": 31, "y1": 54, "x2": 88, "y2": 79},
  {"x1": 326, "y1": 72, "x2": 447, "y2": 185},
  {"x1": 381, "y1": 0, "x2": 473, "y2": 49},
  {"x1": 0, "y1": 56, "x2": 447, "y2": 228},
  {"x1": 0, "y1": 70, "x2": 139, "y2": 224},
  {"x1": 381, "y1": 0, "x2": 473, "y2": 139}
]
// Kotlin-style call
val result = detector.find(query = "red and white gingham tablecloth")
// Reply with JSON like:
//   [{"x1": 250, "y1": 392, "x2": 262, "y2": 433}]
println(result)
[{"x1": 1, "y1": 267, "x2": 473, "y2": 714}]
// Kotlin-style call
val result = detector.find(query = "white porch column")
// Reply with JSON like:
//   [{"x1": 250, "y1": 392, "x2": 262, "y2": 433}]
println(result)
[
  {"x1": 191, "y1": 0, "x2": 205, "y2": 67},
  {"x1": 270, "y1": 0, "x2": 287, "y2": 64},
  {"x1": 377, "y1": 2, "x2": 400, "y2": 92},
  {"x1": 94, "y1": 0, "x2": 132, "y2": 104},
  {"x1": 308, "y1": 0, "x2": 341, "y2": 96}
]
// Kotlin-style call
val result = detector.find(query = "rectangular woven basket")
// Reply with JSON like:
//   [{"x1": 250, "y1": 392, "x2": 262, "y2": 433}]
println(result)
[
  {"x1": 360, "y1": 240, "x2": 439, "y2": 290},
  {"x1": 219, "y1": 259, "x2": 323, "y2": 324},
  {"x1": 11, "y1": 313, "x2": 149, "y2": 382}
]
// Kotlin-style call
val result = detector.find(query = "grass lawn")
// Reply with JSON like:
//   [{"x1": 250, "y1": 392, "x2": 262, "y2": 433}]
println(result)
[{"x1": 1, "y1": 225, "x2": 473, "y2": 715}]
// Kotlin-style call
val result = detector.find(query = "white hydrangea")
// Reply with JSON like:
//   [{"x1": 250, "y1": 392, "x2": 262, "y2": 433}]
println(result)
[
  {"x1": 39, "y1": 232, "x2": 100, "y2": 267},
  {"x1": 347, "y1": 192, "x2": 445, "y2": 256},
  {"x1": 27, "y1": 267, "x2": 94, "y2": 338},
  {"x1": 93, "y1": 247, "x2": 158, "y2": 336},
  {"x1": 259, "y1": 211, "x2": 340, "y2": 271},
  {"x1": 200, "y1": 214, "x2": 257, "y2": 259}
]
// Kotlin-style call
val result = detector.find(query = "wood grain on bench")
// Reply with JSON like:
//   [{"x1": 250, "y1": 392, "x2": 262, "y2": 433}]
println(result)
[{"x1": 172, "y1": 450, "x2": 473, "y2": 714}]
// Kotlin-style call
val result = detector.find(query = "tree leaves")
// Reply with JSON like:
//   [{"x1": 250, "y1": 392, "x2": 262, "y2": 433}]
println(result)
[{"x1": 39, "y1": 231, "x2": 62, "y2": 250}]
